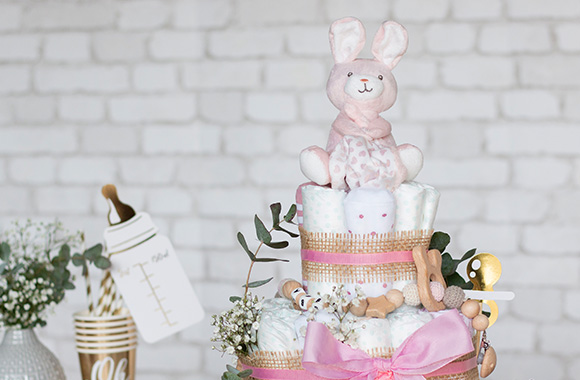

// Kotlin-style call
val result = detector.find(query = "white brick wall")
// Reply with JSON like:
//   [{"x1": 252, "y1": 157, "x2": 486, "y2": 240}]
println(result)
[{"x1": 1, "y1": 1, "x2": 579, "y2": 379}]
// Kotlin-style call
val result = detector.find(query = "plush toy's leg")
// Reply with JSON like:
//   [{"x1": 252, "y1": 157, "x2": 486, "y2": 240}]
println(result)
[
  {"x1": 299, "y1": 146, "x2": 331, "y2": 185},
  {"x1": 398, "y1": 144, "x2": 424, "y2": 181}
]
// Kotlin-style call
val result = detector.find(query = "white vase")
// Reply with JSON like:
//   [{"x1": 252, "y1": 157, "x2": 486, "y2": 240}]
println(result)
[{"x1": 0, "y1": 328, "x2": 66, "y2": 380}]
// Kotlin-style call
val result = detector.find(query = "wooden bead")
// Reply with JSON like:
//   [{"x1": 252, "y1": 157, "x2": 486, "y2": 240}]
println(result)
[
  {"x1": 461, "y1": 299, "x2": 481, "y2": 319},
  {"x1": 480, "y1": 346, "x2": 497, "y2": 378},
  {"x1": 472, "y1": 314, "x2": 490, "y2": 331},
  {"x1": 386, "y1": 289, "x2": 404, "y2": 308},
  {"x1": 281, "y1": 280, "x2": 302, "y2": 299},
  {"x1": 349, "y1": 298, "x2": 369, "y2": 317}
]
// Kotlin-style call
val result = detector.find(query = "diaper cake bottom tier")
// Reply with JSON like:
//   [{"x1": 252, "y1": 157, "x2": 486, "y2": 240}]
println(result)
[
  {"x1": 236, "y1": 228, "x2": 483, "y2": 380},
  {"x1": 239, "y1": 300, "x2": 480, "y2": 380}
]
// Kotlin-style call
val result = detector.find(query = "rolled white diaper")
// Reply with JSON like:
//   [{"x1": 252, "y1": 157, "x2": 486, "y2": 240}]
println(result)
[
  {"x1": 393, "y1": 181, "x2": 440, "y2": 231},
  {"x1": 393, "y1": 182, "x2": 426, "y2": 231},
  {"x1": 353, "y1": 318, "x2": 392, "y2": 351},
  {"x1": 257, "y1": 298, "x2": 302, "y2": 352},
  {"x1": 387, "y1": 308, "x2": 434, "y2": 348},
  {"x1": 343, "y1": 187, "x2": 396, "y2": 235},
  {"x1": 420, "y1": 183, "x2": 440, "y2": 230},
  {"x1": 301, "y1": 185, "x2": 348, "y2": 233}
]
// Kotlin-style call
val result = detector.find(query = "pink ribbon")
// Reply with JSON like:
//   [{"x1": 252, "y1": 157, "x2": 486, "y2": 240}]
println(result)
[
  {"x1": 302, "y1": 249, "x2": 413, "y2": 266},
  {"x1": 302, "y1": 310, "x2": 474, "y2": 380}
]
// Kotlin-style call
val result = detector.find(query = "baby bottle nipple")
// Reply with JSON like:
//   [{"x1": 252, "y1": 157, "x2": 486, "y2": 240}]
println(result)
[{"x1": 101, "y1": 184, "x2": 136, "y2": 226}]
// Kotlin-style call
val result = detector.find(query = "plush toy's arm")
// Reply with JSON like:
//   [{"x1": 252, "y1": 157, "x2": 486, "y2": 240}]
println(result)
[
  {"x1": 398, "y1": 144, "x2": 424, "y2": 181},
  {"x1": 299, "y1": 146, "x2": 331, "y2": 185}
]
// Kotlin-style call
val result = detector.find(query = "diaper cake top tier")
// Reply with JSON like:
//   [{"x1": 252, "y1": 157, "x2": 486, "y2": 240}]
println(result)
[{"x1": 213, "y1": 17, "x2": 504, "y2": 380}]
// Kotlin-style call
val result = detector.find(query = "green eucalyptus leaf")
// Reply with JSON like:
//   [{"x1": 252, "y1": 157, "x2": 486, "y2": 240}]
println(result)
[
  {"x1": 0, "y1": 263, "x2": 5, "y2": 273},
  {"x1": 254, "y1": 215, "x2": 272, "y2": 244},
  {"x1": 253, "y1": 257, "x2": 289, "y2": 263},
  {"x1": 429, "y1": 232, "x2": 451, "y2": 252},
  {"x1": 283, "y1": 204, "x2": 297, "y2": 223},
  {"x1": 460, "y1": 248, "x2": 477, "y2": 262},
  {"x1": 229, "y1": 296, "x2": 242, "y2": 303},
  {"x1": 459, "y1": 281, "x2": 474, "y2": 290},
  {"x1": 264, "y1": 240, "x2": 289, "y2": 249},
  {"x1": 63, "y1": 281, "x2": 75, "y2": 290},
  {"x1": 446, "y1": 272, "x2": 473, "y2": 289},
  {"x1": 440, "y1": 253, "x2": 455, "y2": 276},
  {"x1": 245, "y1": 277, "x2": 273, "y2": 288},
  {"x1": 94, "y1": 256, "x2": 112, "y2": 270},
  {"x1": 445, "y1": 272, "x2": 466, "y2": 287},
  {"x1": 237, "y1": 233, "x2": 255, "y2": 261},
  {"x1": 84, "y1": 244, "x2": 103, "y2": 262},
  {"x1": 72, "y1": 253, "x2": 85, "y2": 267},
  {"x1": 226, "y1": 365, "x2": 240, "y2": 374},
  {"x1": 0, "y1": 242, "x2": 11, "y2": 261},
  {"x1": 222, "y1": 372, "x2": 240, "y2": 380},
  {"x1": 59, "y1": 244, "x2": 71, "y2": 261},
  {"x1": 51, "y1": 256, "x2": 62, "y2": 266},
  {"x1": 274, "y1": 226, "x2": 299, "y2": 238},
  {"x1": 238, "y1": 369, "x2": 252, "y2": 378},
  {"x1": 270, "y1": 203, "x2": 281, "y2": 227}
]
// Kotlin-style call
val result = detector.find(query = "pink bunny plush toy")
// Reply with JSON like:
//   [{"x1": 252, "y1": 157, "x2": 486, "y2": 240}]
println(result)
[{"x1": 299, "y1": 17, "x2": 423, "y2": 191}]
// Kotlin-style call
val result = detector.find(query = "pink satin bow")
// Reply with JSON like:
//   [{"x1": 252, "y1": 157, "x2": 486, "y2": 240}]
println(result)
[{"x1": 302, "y1": 310, "x2": 474, "y2": 380}]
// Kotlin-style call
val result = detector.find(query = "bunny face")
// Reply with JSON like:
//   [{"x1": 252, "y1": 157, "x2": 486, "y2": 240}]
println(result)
[
  {"x1": 326, "y1": 18, "x2": 408, "y2": 112},
  {"x1": 344, "y1": 72, "x2": 385, "y2": 101},
  {"x1": 328, "y1": 60, "x2": 397, "y2": 111}
]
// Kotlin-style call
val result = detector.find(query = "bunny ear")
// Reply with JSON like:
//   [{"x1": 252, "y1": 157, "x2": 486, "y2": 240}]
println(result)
[
  {"x1": 329, "y1": 17, "x2": 366, "y2": 63},
  {"x1": 372, "y1": 21, "x2": 408, "y2": 69}
]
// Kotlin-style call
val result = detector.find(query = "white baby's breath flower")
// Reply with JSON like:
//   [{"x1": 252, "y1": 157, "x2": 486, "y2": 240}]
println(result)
[{"x1": 211, "y1": 293, "x2": 263, "y2": 357}]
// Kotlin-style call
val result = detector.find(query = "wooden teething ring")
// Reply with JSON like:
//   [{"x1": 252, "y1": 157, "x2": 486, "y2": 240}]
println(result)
[{"x1": 412, "y1": 246, "x2": 446, "y2": 312}]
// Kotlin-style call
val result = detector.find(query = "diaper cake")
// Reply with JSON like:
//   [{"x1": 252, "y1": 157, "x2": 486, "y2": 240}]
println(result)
[{"x1": 212, "y1": 18, "x2": 505, "y2": 380}]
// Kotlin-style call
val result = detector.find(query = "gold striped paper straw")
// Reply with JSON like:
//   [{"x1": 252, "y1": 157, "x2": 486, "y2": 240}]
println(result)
[{"x1": 96, "y1": 271, "x2": 114, "y2": 317}]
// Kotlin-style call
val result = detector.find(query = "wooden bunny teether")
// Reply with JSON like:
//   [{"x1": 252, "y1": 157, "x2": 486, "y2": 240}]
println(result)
[{"x1": 412, "y1": 246, "x2": 446, "y2": 312}]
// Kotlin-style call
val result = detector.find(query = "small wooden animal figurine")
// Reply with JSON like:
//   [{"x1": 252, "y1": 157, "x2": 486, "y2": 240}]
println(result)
[{"x1": 412, "y1": 246, "x2": 446, "y2": 312}]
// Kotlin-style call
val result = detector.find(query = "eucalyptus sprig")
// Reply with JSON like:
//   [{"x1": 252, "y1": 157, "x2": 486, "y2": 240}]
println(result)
[
  {"x1": 429, "y1": 231, "x2": 476, "y2": 289},
  {"x1": 236, "y1": 203, "x2": 298, "y2": 299},
  {"x1": 212, "y1": 203, "x2": 297, "y2": 378},
  {"x1": 71, "y1": 238, "x2": 111, "y2": 314},
  {"x1": 71, "y1": 242, "x2": 110, "y2": 275}
]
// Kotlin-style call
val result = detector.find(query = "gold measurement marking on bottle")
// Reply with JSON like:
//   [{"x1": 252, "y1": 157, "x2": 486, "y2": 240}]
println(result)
[{"x1": 133, "y1": 262, "x2": 178, "y2": 327}]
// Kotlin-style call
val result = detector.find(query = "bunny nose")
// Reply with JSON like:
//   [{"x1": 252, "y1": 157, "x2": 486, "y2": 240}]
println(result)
[{"x1": 360, "y1": 78, "x2": 368, "y2": 82}]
